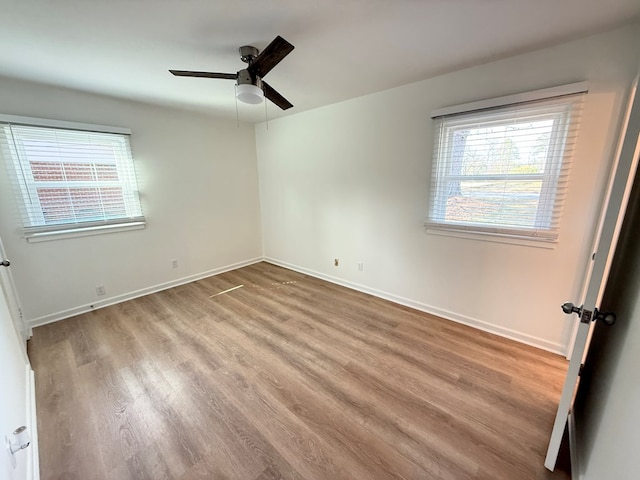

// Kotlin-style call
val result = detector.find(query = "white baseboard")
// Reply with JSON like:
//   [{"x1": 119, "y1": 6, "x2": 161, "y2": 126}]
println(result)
[
  {"x1": 265, "y1": 257, "x2": 566, "y2": 356},
  {"x1": 27, "y1": 257, "x2": 263, "y2": 328},
  {"x1": 26, "y1": 365, "x2": 39, "y2": 480}
]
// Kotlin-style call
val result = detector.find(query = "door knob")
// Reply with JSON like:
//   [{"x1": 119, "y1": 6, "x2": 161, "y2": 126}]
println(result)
[
  {"x1": 594, "y1": 309, "x2": 616, "y2": 326},
  {"x1": 561, "y1": 302, "x2": 615, "y2": 326},
  {"x1": 561, "y1": 302, "x2": 582, "y2": 315}
]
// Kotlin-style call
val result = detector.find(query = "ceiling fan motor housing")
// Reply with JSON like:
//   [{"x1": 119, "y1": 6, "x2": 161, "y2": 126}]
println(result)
[
  {"x1": 237, "y1": 69, "x2": 262, "y2": 88},
  {"x1": 239, "y1": 45, "x2": 259, "y2": 64}
]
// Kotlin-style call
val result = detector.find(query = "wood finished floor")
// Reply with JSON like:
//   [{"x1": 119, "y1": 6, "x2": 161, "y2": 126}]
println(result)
[{"x1": 28, "y1": 262, "x2": 570, "y2": 480}]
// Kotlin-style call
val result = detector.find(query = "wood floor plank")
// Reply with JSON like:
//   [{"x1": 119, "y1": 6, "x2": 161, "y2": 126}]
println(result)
[
  {"x1": 197, "y1": 299, "x2": 478, "y2": 479},
  {"x1": 127, "y1": 441, "x2": 175, "y2": 480},
  {"x1": 173, "y1": 360, "x2": 303, "y2": 480},
  {"x1": 29, "y1": 261, "x2": 570, "y2": 480},
  {"x1": 201, "y1": 316, "x2": 433, "y2": 479},
  {"x1": 34, "y1": 340, "x2": 109, "y2": 480},
  {"x1": 76, "y1": 356, "x2": 143, "y2": 473}
]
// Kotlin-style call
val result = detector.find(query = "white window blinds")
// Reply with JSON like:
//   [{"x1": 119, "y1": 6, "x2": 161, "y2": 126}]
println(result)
[
  {"x1": 0, "y1": 121, "x2": 145, "y2": 236},
  {"x1": 427, "y1": 89, "x2": 585, "y2": 243}
]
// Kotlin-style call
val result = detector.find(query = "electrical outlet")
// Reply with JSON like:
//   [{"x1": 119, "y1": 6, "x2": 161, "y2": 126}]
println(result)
[
  {"x1": 171, "y1": 259, "x2": 178, "y2": 269},
  {"x1": 334, "y1": 258, "x2": 339, "y2": 267},
  {"x1": 358, "y1": 262, "x2": 364, "y2": 272},
  {"x1": 96, "y1": 285, "x2": 105, "y2": 296}
]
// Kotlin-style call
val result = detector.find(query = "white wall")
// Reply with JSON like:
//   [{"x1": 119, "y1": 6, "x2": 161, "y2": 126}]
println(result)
[
  {"x1": 0, "y1": 77, "x2": 263, "y2": 325},
  {"x1": 256, "y1": 24, "x2": 640, "y2": 354}
]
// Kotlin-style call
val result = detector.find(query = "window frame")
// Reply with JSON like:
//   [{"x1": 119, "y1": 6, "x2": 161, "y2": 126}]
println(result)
[
  {"x1": 426, "y1": 83, "x2": 587, "y2": 244},
  {"x1": 0, "y1": 114, "x2": 146, "y2": 242}
]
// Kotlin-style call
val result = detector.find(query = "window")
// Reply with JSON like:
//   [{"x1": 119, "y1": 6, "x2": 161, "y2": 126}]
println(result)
[
  {"x1": 427, "y1": 84, "x2": 586, "y2": 243},
  {"x1": 0, "y1": 117, "x2": 145, "y2": 240}
]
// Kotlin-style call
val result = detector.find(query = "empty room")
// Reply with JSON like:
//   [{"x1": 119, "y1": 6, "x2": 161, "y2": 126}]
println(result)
[{"x1": 1, "y1": 2, "x2": 640, "y2": 479}]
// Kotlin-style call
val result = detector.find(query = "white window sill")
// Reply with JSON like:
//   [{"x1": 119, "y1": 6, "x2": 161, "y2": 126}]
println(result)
[
  {"x1": 424, "y1": 225, "x2": 557, "y2": 249},
  {"x1": 25, "y1": 221, "x2": 146, "y2": 243}
]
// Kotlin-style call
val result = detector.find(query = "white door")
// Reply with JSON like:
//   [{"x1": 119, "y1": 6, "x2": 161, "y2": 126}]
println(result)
[
  {"x1": 0, "y1": 245, "x2": 37, "y2": 479},
  {"x1": 545, "y1": 77, "x2": 640, "y2": 470}
]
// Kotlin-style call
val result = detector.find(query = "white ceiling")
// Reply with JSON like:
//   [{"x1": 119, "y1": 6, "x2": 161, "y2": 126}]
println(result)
[{"x1": 1, "y1": 0, "x2": 639, "y2": 123}]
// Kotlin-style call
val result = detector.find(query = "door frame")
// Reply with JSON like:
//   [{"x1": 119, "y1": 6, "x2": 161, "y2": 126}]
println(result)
[{"x1": 0, "y1": 235, "x2": 29, "y2": 351}]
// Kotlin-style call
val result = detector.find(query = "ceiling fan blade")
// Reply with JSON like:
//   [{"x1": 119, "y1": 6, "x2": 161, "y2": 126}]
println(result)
[
  {"x1": 169, "y1": 70, "x2": 237, "y2": 80},
  {"x1": 248, "y1": 36, "x2": 294, "y2": 78},
  {"x1": 263, "y1": 81, "x2": 293, "y2": 110}
]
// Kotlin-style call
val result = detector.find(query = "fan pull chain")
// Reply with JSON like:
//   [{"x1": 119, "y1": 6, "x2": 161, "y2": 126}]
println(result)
[
  {"x1": 234, "y1": 85, "x2": 240, "y2": 128},
  {"x1": 264, "y1": 96, "x2": 269, "y2": 130}
]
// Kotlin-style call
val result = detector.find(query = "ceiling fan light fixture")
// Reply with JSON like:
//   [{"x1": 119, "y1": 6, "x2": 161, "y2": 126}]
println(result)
[{"x1": 236, "y1": 83, "x2": 264, "y2": 104}]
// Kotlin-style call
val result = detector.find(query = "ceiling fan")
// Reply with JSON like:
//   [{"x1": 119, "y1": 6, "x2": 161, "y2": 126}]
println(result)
[{"x1": 170, "y1": 35, "x2": 294, "y2": 110}]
